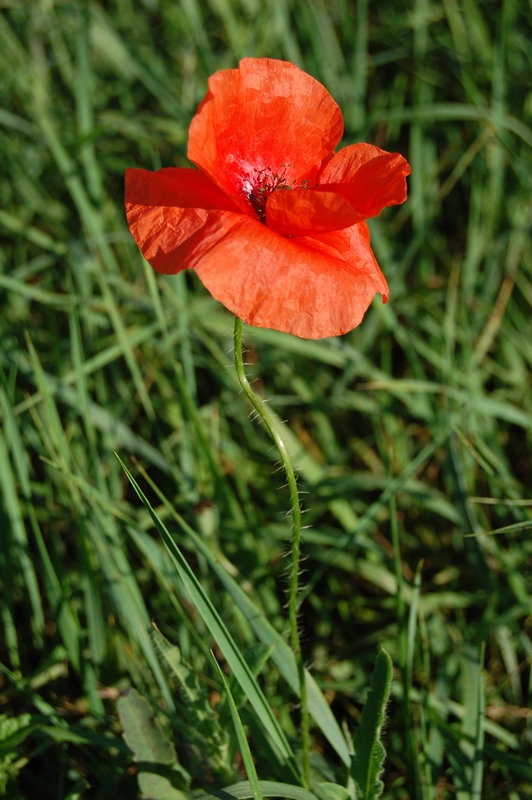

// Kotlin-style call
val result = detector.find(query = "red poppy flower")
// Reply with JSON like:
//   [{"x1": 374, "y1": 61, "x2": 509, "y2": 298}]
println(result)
[{"x1": 125, "y1": 58, "x2": 410, "y2": 339}]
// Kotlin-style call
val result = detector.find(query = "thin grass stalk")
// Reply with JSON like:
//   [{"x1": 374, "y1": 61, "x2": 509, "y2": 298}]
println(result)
[{"x1": 233, "y1": 316, "x2": 310, "y2": 789}]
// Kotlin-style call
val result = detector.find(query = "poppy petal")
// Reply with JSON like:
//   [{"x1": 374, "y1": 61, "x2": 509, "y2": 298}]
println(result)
[
  {"x1": 125, "y1": 168, "x2": 241, "y2": 274},
  {"x1": 188, "y1": 58, "x2": 344, "y2": 201},
  {"x1": 318, "y1": 145, "x2": 411, "y2": 217},
  {"x1": 266, "y1": 187, "x2": 366, "y2": 237},
  {"x1": 179, "y1": 214, "x2": 388, "y2": 338},
  {"x1": 126, "y1": 203, "x2": 224, "y2": 275},
  {"x1": 318, "y1": 143, "x2": 388, "y2": 182},
  {"x1": 125, "y1": 167, "x2": 241, "y2": 212}
]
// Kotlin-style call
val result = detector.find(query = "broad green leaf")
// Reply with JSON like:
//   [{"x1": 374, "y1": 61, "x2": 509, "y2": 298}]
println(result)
[
  {"x1": 117, "y1": 688, "x2": 189, "y2": 800},
  {"x1": 351, "y1": 649, "x2": 393, "y2": 800},
  {"x1": 149, "y1": 623, "x2": 234, "y2": 783},
  {"x1": 315, "y1": 783, "x2": 351, "y2": 800},
  {"x1": 196, "y1": 781, "x2": 321, "y2": 800},
  {"x1": 150, "y1": 623, "x2": 208, "y2": 709}
]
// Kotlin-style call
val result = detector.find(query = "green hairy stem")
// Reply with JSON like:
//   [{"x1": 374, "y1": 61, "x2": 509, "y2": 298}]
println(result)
[{"x1": 233, "y1": 316, "x2": 310, "y2": 788}]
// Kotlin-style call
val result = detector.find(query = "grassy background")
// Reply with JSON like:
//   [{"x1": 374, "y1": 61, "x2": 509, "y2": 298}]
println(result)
[{"x1": 1, "y1": 0, "x2": 532, "y2": 797}]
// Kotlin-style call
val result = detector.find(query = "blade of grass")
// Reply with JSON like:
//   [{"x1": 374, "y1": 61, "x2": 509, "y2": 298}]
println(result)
[
  {"x1": 212, "y1": 653, "x2": 263, "y2": 800},
  {"x1": 196, "y1": 782, "x2": 321, "y2": 800},
  {"x1": 117, "y1": 455, "x2": 300, "y2": 782},
  {"x1": 130, "y1": 458, "x2": 351, "y2": 769},
  {"x1": 404, "y1": 563, "x2": 423, "y2": 800},
  {"x1": 0, "y1": 425, "x2": 44, "y2": 647}
]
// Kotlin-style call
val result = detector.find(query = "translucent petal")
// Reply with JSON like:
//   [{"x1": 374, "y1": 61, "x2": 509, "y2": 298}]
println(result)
[
  {"x1": 125, "y1": 167, "x2": 240, "y2": 212},
  {"x1": 188, "y1": 58, "x2": 344, "y2": 200},
  {"x1": 125, "y1": 168, "x2": 237, "y2": 274},
  {"x1": 191, "y1": 216, "x2": 388, "y2": 338},
  {"x1": 266, "y1": 188, "x2": 365, "y2": 237},
  {"x1": 319, "y1": 145, "x2": 411, "y2": 217}
]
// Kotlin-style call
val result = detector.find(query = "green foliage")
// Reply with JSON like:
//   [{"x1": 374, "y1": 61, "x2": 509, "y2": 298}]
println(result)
[
  {"x1": 351, "y1": 650, "x2": 393, "y2": 800},
  {"x1": 196, "y1": 780, "x2": 327, "y2": 800},
  {"x1": 117, "y1": 688, "x2": 190, "y2": 800},
  {"x1": 149, "y1": 623, "x2": 234, "y2": 783},
  {"x1": 137, "y1": 465, "x2": 351, "y2": 770},
  {"x1": 119, "y1": 456, "x2": 301, "y2": 783},
  {"x1": 212, "y1": 655, "x2": 263, "y2": 800},
  {"x1": 1, "y1": 0, "x2": 531, "y2": 797},
  {"x1": 0, "y1": 713, "x2": 32, "y2": 793}
]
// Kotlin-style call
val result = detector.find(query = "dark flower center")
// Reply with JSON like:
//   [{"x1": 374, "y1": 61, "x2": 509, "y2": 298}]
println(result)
[{"x1": 242, "y1": 165, "x2": 312, "y2": 224}]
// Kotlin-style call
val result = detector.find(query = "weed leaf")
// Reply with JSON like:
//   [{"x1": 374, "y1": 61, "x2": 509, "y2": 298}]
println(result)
[{"x1": 351, "y1": 649, "x2": 393, "y2": 800}]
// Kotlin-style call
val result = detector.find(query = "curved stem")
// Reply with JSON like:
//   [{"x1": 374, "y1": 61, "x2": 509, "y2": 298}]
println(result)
[{"x1": 233, "y1": 316, "x2": 310, "y2": 788}]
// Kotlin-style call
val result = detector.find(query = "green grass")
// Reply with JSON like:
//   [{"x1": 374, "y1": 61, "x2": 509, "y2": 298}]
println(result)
[{"x1": 1, "y1": 0, "x2": 532, "y2": 798}]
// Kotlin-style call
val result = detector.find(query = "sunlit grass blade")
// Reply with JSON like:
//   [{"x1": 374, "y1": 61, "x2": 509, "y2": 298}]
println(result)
[
  {"x1": 301, "y1": 417, "x2": 458, "y2": 602},
  {"x1": 471, "y1": 645, "x2": 485, "y2": 799},
  {"x1": 403, "y1": 563, "x2": 423, "y2": 800},
  {"x1": 458, "y1": 645, "x2": 485, "y2": 800},
  {"x1": 83, "y1": 506, "x2": 176, "y2": 710},
  {"x1": 10, "y1": 348, "x2": 171, "y2": 474},
  {"x1": 0, "y1": 427, "x2": 44, "y2": 650}
]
